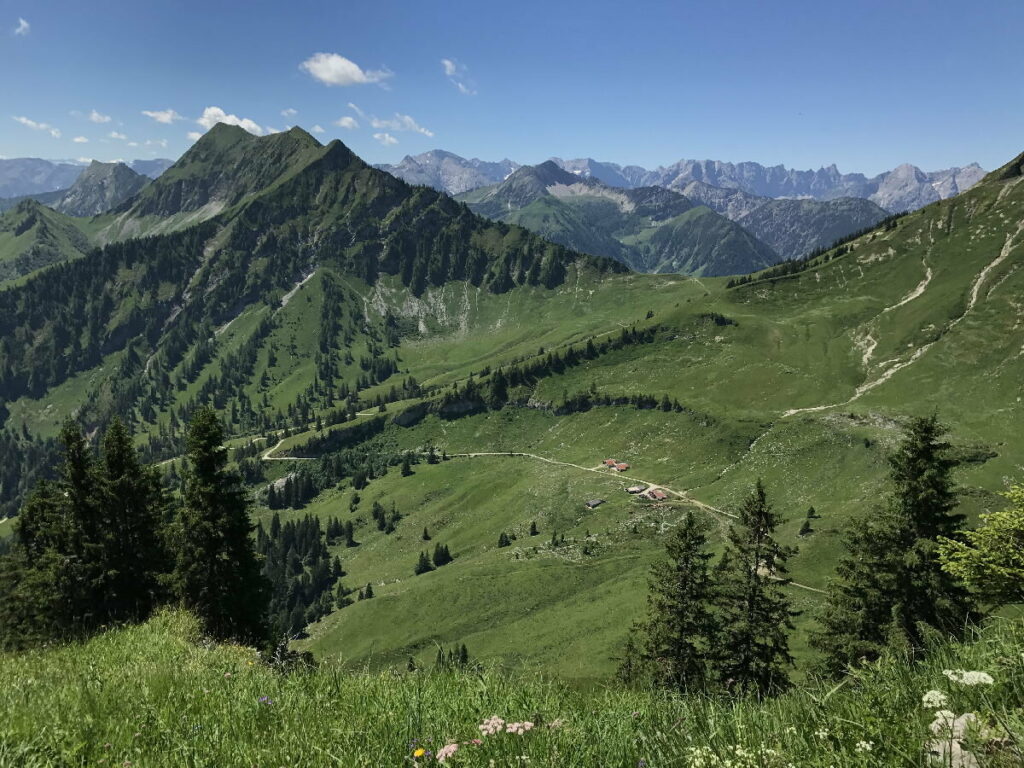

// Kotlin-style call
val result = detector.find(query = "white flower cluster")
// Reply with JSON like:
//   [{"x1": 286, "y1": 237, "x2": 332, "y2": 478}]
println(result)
[
  {"x1": 942, "y1": 669, "x2": 994, "y2": 686},
  {"x1": 921, "y1": 689, "x2": 949, "y2": 708},
  {"x1": 855, "y1": 740, "x2": 874, "y2": 752}
]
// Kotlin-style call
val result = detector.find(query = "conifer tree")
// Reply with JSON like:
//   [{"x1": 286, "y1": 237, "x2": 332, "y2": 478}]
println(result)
[
  {"x1": 529, "y1": 521, "x2": 539, "y2": 536},
  {"x1": 715, "y1": 480, "x2": 796, "y2": 696},
  {"x1": 97, "y1": 417, "x2": 170, "y2": 621},
  {"x1": 497, "y1": 531, "x2": 511, "y2": 548},
  {"x1": 634, "y1": 511, "x2": 717, "y2": 693},
  {"x1": 814, "y1": 415, "x2": 975, "y2": 675},
  {"x1": 414, "y1": 551, "x2": 434, "y2": 575},
  {"x1": 169, "y1": 407, "x2": 269, "y2": 644}
]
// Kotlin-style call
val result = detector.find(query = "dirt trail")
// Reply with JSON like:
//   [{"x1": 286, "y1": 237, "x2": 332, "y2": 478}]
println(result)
[{"x1": 783, "y1": 222, "x2": 1023, "y2": 418}]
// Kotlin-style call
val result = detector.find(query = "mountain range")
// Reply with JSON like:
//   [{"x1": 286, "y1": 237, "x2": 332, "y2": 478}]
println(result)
[
  {"x1": 0, "y1": 124, "x2": 1021, "y2": 679},
  {"x1": 0, "y1": 157, "x2": 172, "y2": 199},
  {"x1": 457, "y1": 161, "x2": 779, "y2": 275},
  {"x1": 383, "y1": 150, "x2": 985, "y2": 213}
]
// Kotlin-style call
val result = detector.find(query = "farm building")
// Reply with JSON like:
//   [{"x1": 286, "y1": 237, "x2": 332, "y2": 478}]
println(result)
[
  {"x1": 615, "y1": 463, "x2": 630, "y2": 472},
  {"x1": 603, "y1": 459, "x2": 617, "y2": 467},
  {"x1": 626, "y1": 485, "x2": 647, "y2": 494},
  {"x1": 585, "y1": 499, "x2": 606, "y2": 509},
  {"x1": 647, "y1": 489, "x2": 668, "y2": 501}
]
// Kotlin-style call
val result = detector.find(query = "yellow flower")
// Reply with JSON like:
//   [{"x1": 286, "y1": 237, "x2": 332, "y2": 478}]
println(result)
[{"x1": 413, "y1": 748, "x2": 426, "y2": 758}]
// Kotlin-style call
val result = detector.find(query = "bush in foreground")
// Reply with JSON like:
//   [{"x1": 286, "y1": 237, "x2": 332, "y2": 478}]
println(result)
[{"x1": 0, "y1": 610, "x2": 1021, "y2": 767}]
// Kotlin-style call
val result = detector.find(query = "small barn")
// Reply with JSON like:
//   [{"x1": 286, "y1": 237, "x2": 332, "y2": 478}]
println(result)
[
  {"x1": 626, "y1": 485, "x2": 647, "y2": 494},
  {"x1": 615, "y1": 463, "x2": 630, "y2": 472},
  {"x1": 648, "y1": 489, "x2": 668, "y2": 501},
  {"x1": 585, "y1": 499, "x2": 606, "y2": 509},
  {"x1": 603, "y1": 459, "x2": 617, "y2": 467}
]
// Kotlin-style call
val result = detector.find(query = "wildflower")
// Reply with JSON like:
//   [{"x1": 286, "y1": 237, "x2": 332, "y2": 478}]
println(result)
[
  {"x1": 413, "y1": 747, "x2": 426, "y2": 758},
  {"x1": 479, "y1": 716, "x2": 506, "y2": 736},
  {"x1": 224, "y1": 672, "x2": 232, "y2": 679},
  {"x1": 436, "y1": 743, "x2": 459, "y2": 763},
  {"x1": 814, "y1": 729, "x2": 829, "y2": 739},
  {"x1": 942, "y1": 669, "x2": 994, "y2": 685},
  {"x1": 507, "y1": 722, "x2": 535, "y2": 735},
  {"x1": 922, "y1": 689, "x2": 948, "y2": 708},
  {"x1": 258, "y1": 695, "x2": 274, "y2": 705},
  {"x1": 855, "y1": 740, "x2": 873, "y2": 752},
  {"x1": 547, "y1": 719, "x2": 565, "y2": 730},
  {"x1": 785, "y1": 726, "x2": 797, "y2": 734}
]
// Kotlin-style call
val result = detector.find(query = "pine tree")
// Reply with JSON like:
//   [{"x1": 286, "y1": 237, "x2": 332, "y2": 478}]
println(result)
[
  {"x1": 529, "y1": 521, "x2": 539, "y2": 536},
  {"x1": 401, "y1": 453, "x2": 413, "y2": 477},
  {"x1": 422, "y1": 527, "x2": 431, "y2": 541},
  {"x1": 635, "y1": 511, "x2": 717, "y2": 693},
  {"x1": 497, "y1": 531, "x2": 511, "y2": 548},
  {"x1": 715, "y1": 480, "x2": 796, "y2": 696},
  {"x1": 169, "y1": 407, "x2": 269, "y2": 644},
  {"x1": 363, "y1": 582, "x2": 374, "y2": 599},
  {"x1": 414, "y1": 552, "x2": 434, "y2": 575},
  {"x1": 97, "y1": 417, "x2": 170, "y2": 622},
  {"x1": 814, "y1": 415, "x2": 975, "y2": 675}
]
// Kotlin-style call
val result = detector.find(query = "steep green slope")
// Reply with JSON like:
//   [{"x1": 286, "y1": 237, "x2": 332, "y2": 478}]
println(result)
[
  {"x1": 0, "y1": 200, "x2": 92, "y2": 285},
  {"x1": 3, "y1": 134, "x2": 1023, "y2": 681},
  {"x1": 458, "y1": 162, "x2": 779, "y2": 276}
]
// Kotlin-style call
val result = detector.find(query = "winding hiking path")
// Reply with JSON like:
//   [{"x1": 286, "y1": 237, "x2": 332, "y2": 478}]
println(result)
[{"x1": 783, "y1": 222, "x2": 1023, "y2": 418}]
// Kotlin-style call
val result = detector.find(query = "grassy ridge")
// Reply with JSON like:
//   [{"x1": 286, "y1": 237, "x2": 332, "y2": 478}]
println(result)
[{"x1": 0, "y1": 610, "x2": 1021, "y2": 767}]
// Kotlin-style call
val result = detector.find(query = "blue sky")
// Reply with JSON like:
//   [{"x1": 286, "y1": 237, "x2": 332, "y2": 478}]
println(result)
[{"x1": 1, "y1": 0, "x2": 1021, "y2": 175}]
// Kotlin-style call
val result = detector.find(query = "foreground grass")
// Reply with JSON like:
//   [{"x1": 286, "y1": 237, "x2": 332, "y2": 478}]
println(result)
[{"x1": 1, "y1": 612, "x2": 1021, "y2": 767}]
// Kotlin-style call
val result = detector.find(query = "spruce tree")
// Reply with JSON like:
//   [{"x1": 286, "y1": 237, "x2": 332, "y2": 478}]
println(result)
[
  {"x1": 414, "y1": 552, "x2": 434, "y2": 575},
  {"x1": 97, "y1": 417, "x2": 170, "y2": 621},
  {"x1": 814, "y1": 415, "x2": 975, "y2": 675},
  {"x1": 635, "y1": 511, "x2": 717, "y2": 693},
  {"x1": 715, "y1": 480, "x2": 796, "y2": 696},
  {"x1": 169, "y1": 407, "x2": 269, "y2": 644},
  {"x1": 497, "y1": 531, "x2": 511, "y2": 548}
]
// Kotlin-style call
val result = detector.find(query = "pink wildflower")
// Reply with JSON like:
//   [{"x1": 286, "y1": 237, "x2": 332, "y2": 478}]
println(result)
[
  {"x1": 479, "y1": 716, "x2": 506, "y2": 736},
  {"x1": 506, "y1": 722, "x2": 535, "y2": 735},
  {"x1": 436, "y1": 743, "x2": 459, "y2": 763}
]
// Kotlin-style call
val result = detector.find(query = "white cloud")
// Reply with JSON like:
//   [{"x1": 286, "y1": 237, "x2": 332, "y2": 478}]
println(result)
[
  {"x1": 370, "y1": 113, "x2": 433, "y2": 137},
  {"x1": 347, "y1": 102, "x2": 366, "y2": 119},
  {"x1": 109, "y1": 131, "x2": 127, "y2": 140},
  {"x1": 141, "y1": 109, "x2": 182, "y2": 124},
  {"x1": 196, "y1": 106, "x2": 263, "y2": 135},
  {"x1": 72, "y1": 136, "x2": 89, "y2": 143},
  {"x1": 12, "y1": 115, "x2": 60, "y2": 138},
  {"x1": 76, "y1": 156, "x2": 93, "y2": 163},
  {"x1": 440, "y1": 58, "x2": 476, "y2": 95},
  {"x1": 89, "y1": 109, "x2": 112, "y2": 124},
  {"x1": 145, "y1": 138, "x2": 169, "y2": 148},
  {"x1": 13, "y1": 17, "x2": 29, "y2": 36},
  {"x1": 187, "y1": 131, "x2": 202, "y2": 142},
  {"x1": 300, "y1": 52, "x2": 391, "y2": 87},
  {"x1": 281, "y1": 108, "x2": 297, "y2": 118},
  {"x1": 311, "y1": 124, "x2": 325, "y2": 134},
  {"x1": 334, "y1": 116, "x2": 358, "y2": 130},
  {"x1": 373, "y1": 132, "x2": 398, "y2": 146},
  {"x1": 127, "y1": 141, "x2": 139, "y2": 147}
]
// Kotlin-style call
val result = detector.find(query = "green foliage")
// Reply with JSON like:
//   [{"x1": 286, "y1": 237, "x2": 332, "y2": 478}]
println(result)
[
  {"x1": 168, "y1": 406, "x2": 268, "y2": 644},
  {"x1": 939, "y1": 484, "x2": 1024, "y2": 607}
]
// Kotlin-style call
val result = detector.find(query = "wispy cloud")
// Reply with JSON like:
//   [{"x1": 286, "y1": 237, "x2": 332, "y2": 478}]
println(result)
[
  {"x1": 72, "y1": 136, "x2": 89, "y2": 143},
  {"x1": 370, "y1": 113, "x2": 433, "y2": 137},
  {"x1": 145, "y1": 138, "x2": 168, "y2": 148},
  {"x1": 300, "y1": 52, "x2": 391, "y2": 87},
  {"x1": 440, "y1": 58, "x2": 476, "y2": 95},
  {"x1": 347, "y1": 102, "x2": 366, "y2": 119},
  {"x1": 334, "y1": 116, "x2": 358, "y2": 130},
  {"x1": 281, "y1": 108, "x2": 297, "y2": 118},
  {"x1": 373, "y1": 132, "x2": 398, "y2": 146},
  {"x1": 89, "y1": 109, "x2": 112, "y2": 124},
  {"x1": 196, "y1": 106, "x2": 263, "y2": 135},
  {"x1": 311, "y1": 124, "x2": 325, "y2": 134},
  {"x1": 12, "y1": 115, "x2": 60, "y2": 138},
  {"x1": 13, "y1": 17, "x2": 29, "y2": 36},
  {"x1": 141, "y1": 109, "x2": 182, "y2": 124},
  {"x1": 187, "y1": 131, "x2": 202, "y2": 142},
  {"x1": 109, "y1": 131, "x2": 127, "y2": 140}
]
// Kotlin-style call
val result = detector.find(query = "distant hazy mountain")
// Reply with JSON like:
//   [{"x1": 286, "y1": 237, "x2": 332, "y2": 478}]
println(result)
[
  {"x1": 0, "y1": 157, "x2": 173, "y2": 200},
  {"x1": 553, "y1": 157, "x2": 986, "y2": 213},
  {"x1": 680, "y1": 181, "x2": 889, "y2": 258},
  {"x1": 0, "y1": 159, "x2": 84, "y2": 198},
  {"x1": 458, "y1": 161, "x2": 778, "y2": 276},
  {"x1": 55, "y1": 161, "x2": 149, "y2": 217},
  {"x1": 377, "y1": 150, "x2": 519, "y2": 195}
]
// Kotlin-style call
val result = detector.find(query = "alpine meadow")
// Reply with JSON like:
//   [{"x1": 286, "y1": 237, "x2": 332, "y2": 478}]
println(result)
[{"x1": 1, "y1": 3, "x2": 1023, "y2": 766}]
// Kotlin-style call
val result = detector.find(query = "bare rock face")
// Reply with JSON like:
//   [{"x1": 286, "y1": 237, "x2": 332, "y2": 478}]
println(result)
[
  {"x1": 55, "y1": 161, "x2": 149, "y2": 217},
  {"x1": 377, "y1": 150, "x2": 519, "y2": 195}
]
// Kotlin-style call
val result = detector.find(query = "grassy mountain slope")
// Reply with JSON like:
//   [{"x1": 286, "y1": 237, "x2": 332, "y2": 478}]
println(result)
[
  {"x1": 2, "y1": 610, "x2": 1021, "y2": 767},
  {"x1": 0, "y1": 200, "x2": 92, "y2": 285},
  {"x1": 458, "y1": 162, "x2": 779, "y2": 276},
  {"x1": 2, "y1": 133, "x2": 1023, "y2": 681}
]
